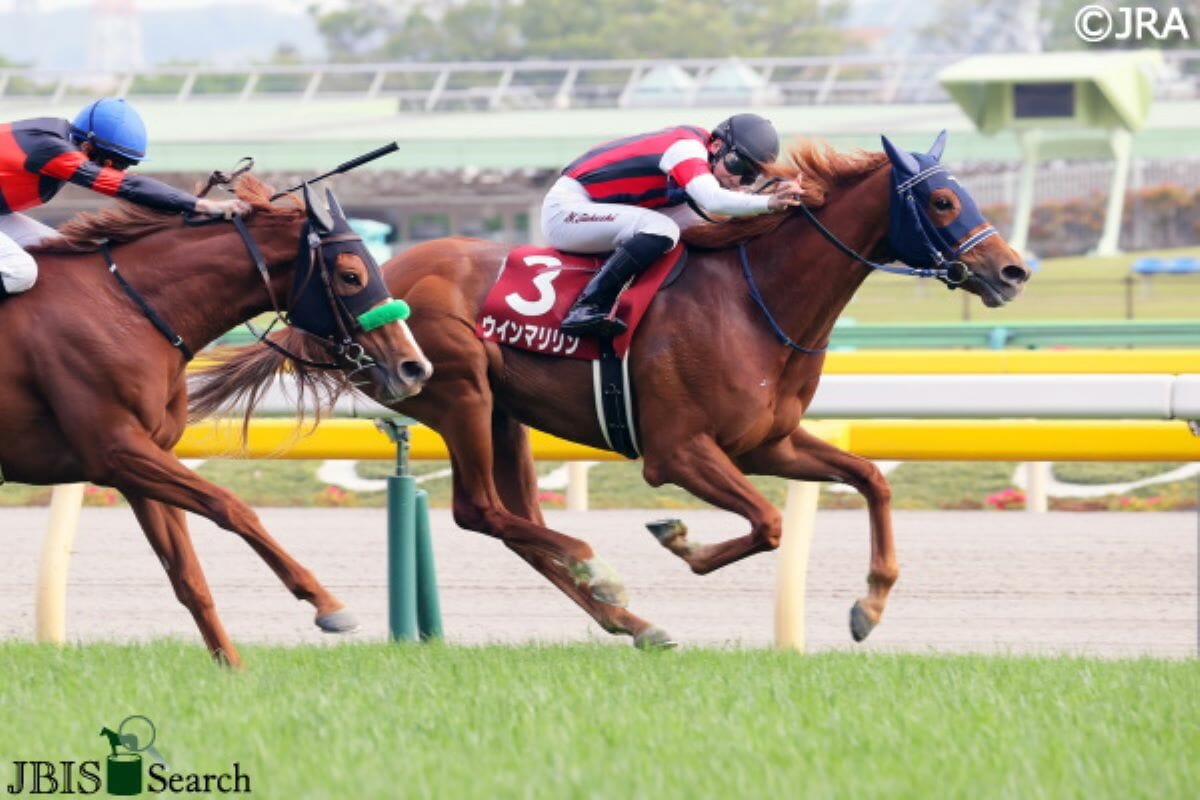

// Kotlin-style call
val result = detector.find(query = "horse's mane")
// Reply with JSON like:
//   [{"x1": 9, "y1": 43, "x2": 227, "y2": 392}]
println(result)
[
  {"x1": 682, "y1": 139, "x2": 890, "y2": 250},
  {"x1": 33, "y1": 173, "x2": 296, "y2": 253}
]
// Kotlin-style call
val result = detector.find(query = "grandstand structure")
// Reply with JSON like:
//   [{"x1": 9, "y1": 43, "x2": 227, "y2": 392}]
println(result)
[{"x1": 2, "y1": 51, "x2": 1198, "y2": 248}]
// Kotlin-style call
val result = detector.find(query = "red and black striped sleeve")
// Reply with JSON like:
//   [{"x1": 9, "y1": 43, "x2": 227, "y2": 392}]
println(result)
[{"x1": 23, "y1": 120, "x2": 198, "y2": 214}]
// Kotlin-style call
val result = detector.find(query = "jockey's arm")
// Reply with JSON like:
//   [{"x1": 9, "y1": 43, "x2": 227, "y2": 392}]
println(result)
[
  {"x1": 659, "y1": 139, "x2": 772, "y2": 217},
  {"x1": 36, "y1": 137, "x2": 246, "y2": 217},
  {"x1": 37, "y1": 146, "x2": 198, "y2": 214}
]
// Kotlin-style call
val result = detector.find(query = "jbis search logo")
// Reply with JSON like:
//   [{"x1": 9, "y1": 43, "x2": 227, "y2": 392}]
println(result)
[
  {"x1": 5, "y1": 715, "x2": 251, "y2": 796},
  {"x1": 1075, "y1": 4, "x2": 1191, "y2": 42}
]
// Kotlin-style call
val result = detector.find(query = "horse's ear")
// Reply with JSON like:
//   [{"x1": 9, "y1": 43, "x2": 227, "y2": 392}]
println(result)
[
  {"x1": 928, "y1": 129, "x2": 948, "y2": 161},
  {"x1": 303, "y1": 182, "x2": 333, "y2": 233},
  {"x1": 325, "y1": 188, "x2": 348, "y2": 225},
  {"x1": 881, "y1": 135, "x2": 920, "y2": 176}
]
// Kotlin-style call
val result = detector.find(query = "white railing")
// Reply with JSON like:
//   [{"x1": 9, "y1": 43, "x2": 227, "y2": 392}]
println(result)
[
  {"x1": 963, "y1": 158, "x2": 1200, "y2": 209},
  {"x1": 2, "y1": 50, "x2": 1197, "y2": 109}
]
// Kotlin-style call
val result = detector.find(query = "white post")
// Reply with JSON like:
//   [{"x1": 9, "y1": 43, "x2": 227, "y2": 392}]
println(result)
[
  {"x1": 1093, "y1": 129, "x2": 1132, "y2": 257},
  {"x1": 565, "y1": 461, "x2": 589, "y2": 511},
  {"x1": 774, "y1": 480, "x2": 820, "y2": 651},
  {"x1": 1010, "y1": 129, "x2": 1041, "y2": 256},
  {"x1": 528, "y1": 201, "x2": 545, "y2": 245},
  {"x1": 36, "y1": 483, "x2": 86, "y2": 644},
  {"x1": 1025, "y1": 462, "x2": 1050, "y2": 513}
]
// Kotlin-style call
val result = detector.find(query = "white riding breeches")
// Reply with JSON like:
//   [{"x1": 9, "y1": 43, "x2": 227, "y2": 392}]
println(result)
[
  {"x1": 0, "y1": 213, "x2": 55, "y2": 294},
  {"x1": 541, "y1": 175, "x2": 698, "y2": 254}
]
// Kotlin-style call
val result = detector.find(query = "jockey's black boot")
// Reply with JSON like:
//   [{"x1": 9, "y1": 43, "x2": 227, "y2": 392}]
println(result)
[{"x1": 560, "y1": 233, "x2": 673, "y2": 337}]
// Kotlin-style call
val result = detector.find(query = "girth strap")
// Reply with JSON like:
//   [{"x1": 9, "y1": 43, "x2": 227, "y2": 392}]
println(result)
[{"x1": 592, "y1": 340, "x2": 640, "y2": 459}]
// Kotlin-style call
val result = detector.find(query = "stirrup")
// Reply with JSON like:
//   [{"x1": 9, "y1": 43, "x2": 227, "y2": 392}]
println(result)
[{"x1": 561, "y1": 306, "x2": 628, "y2": 338}]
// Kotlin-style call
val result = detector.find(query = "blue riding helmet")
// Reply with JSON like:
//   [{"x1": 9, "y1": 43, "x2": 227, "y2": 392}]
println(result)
[{"x1": 69, "y1": 98, "x2": 148, "y2": 163}]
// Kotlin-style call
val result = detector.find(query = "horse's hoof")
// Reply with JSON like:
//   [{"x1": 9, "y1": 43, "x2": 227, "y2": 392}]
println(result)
[
  {"x1": 849, "y1": 601, "x2": 877, "y2": 642},
  {"x1": 634, "y1": 626, "x2": 678, "y2": 650},
  {"x1": 646, "y1": 518, "x2": 697, "y2": 557},
  {"x1": 646, "y1": 518, "x2": 686, "y2": 544},
  {"x1": 568, "y1": 558, "x2": 629, "y2": 607},
  {"x1": 316, "y1": 609, "x2": 360, "y2": 634}
]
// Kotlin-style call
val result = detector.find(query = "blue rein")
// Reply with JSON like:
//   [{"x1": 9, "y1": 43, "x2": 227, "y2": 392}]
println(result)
[{"x1": 738, "y1": 243, "x2": 826, "y2": 355}]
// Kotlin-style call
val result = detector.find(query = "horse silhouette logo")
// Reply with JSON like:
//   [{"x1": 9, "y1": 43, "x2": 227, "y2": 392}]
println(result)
[{"x1": 99, "y1": 715, "x2": 167, "y2": 796}]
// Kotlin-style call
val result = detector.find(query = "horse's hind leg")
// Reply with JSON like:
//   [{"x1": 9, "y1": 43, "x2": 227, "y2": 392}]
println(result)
[
  {"x1": 423, "y1": 389, "x2": 629, "y2": 607},
  {"x1": 84, "y1": 426, "x2": 355, "y2": 634},
  {"x1": 127, "y1": 496, "x2": 241, "y2": 667},
  {"x1": 490, "y1": 411, "x2": 674, "y2": 648}
]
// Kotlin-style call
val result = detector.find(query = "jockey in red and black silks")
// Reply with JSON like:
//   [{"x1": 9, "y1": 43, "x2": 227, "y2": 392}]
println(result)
[
  {"x1": 0, "y1": 97, "x2": 248, "y2": 299},
  {"x1": 544, "y1": 113, "x2": 805, "y2": 337}
]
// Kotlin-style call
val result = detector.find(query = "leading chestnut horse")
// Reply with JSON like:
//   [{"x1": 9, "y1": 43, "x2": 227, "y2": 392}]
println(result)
[
  {"x1": 193, "y1": 135, "x2": 1029, "y2": 648},
  {"x1": 1, "y1": 174, "x2": 431, "y2": 666}
]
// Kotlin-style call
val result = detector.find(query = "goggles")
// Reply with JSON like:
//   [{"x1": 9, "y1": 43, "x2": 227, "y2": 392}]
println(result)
[
  {"x1": 720, "y1": 147, "x2": 762, "y2": 186},
  {"x1": 92, "y1": 149, "x2": 138, "y2": 171}
]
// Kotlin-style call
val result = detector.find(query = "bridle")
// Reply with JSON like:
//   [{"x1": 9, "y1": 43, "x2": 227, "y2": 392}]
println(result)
[
  {"x1": 738, "y1": 166, "x2": 997, "y2": 355},
  {"x1": 195, "y1": 162, "x2": 409, "y2": 375}
]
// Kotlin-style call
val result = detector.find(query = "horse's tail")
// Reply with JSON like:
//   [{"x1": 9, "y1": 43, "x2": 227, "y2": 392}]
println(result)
[{"x1": 188, "y1": 329, "x2": 349, "y2": 442}]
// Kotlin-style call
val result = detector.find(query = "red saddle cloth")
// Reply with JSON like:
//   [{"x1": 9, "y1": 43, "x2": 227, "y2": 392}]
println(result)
[{"x1": 475, "y1": 244, "x2": 684, "y2": 360}]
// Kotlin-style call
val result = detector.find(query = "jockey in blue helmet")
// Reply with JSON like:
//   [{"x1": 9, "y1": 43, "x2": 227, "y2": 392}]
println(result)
[{"x1": 0, "y1": 97, "x2": 249, "y2": 298}]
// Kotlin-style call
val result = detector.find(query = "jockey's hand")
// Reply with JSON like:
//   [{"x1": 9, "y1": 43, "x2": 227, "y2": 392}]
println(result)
[
  {"x1": 195, "y1": 198, "x2": 252, "y2": 219},
  {"x1": 767, "y1": 178, "x2": 804, "y2": 211}
]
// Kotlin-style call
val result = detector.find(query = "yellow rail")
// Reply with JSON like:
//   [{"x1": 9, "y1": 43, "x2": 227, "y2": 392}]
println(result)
[
  {"x1": 821, "y1": 349, "x2": 1200, "y2": 374},
  {"x1": 842, "y1": 420, "x2": 1200, "y2": 461},
  {"x1": 175, "y1": 418, "x2": 1199, "y2": 462}
]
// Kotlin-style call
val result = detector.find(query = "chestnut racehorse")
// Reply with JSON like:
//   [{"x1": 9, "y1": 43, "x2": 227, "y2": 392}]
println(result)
[
  {"x1": 1, "y1": 174, "x2": 431, "y2": 666},
  {"x1": 193, "y1": 135, "x2": 1029, "y2": 648}
]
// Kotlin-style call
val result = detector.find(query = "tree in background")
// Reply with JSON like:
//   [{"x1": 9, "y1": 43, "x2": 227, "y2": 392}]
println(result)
[{"x1": 313, "y1": 0, "x2": 847, "y2": 61}]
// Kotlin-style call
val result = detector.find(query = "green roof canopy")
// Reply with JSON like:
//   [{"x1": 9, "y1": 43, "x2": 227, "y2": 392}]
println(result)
[{"x1": 938, "y1": 50, "x2": 1162, "y2": 133}]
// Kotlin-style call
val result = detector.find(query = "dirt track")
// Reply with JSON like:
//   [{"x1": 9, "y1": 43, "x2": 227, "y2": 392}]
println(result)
[{"x1": 3, "y1": 507, "x2": 1196, "y2": 658}]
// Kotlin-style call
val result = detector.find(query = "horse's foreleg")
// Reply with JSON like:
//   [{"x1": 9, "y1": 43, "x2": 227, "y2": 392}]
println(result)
[
  {"x1": 641, "y1": 435, "x2": 784, "y2": 574},
  {"x1": 87, "y1": 428, "x2": 355, "y2": 634},
  {"x1": 490, "y1": 411, "x2": 672, "y2": 648},
  {"x1": 127, "y1": 496, "x2": 241, "y2": 667},
  {"x1": 738, "y1": 427, "x2": 898, "y2": 642}
]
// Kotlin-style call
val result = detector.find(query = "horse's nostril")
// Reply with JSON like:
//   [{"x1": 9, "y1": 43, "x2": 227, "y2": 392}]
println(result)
[
  {"x1": 399, "y1": 360, "x2": 431, "y2": 383},
  {"x1": 1002, "y1": 264, "x2": 1030, "y2": 284}
]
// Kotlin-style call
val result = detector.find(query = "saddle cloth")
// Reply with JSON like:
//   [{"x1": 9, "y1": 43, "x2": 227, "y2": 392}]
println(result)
[{"x1": 475, "y1": 244, "x2": 684, "y2": 360}]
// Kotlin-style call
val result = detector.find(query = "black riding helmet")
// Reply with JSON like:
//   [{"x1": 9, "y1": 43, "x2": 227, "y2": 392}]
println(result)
[{"x1": 712, "y1": 113, "x2": 780, "y2": 172}]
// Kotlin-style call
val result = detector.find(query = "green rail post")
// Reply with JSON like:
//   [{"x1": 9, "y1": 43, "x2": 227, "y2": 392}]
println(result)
[
  {"x1": 414, "y1": 489, "x2": 443, "y2": 640},
  {"x1": 377, "y1": 419, "x2": 418, "y2": 641}
]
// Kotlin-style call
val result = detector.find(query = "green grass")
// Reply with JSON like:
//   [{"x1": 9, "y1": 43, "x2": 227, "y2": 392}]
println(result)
[
  {"x1": 0, "y1": 642, "x2": 1195, "y2": 799},
  {"x1": 843, "y1": 246, "x2": 1200, "y2": 323}
]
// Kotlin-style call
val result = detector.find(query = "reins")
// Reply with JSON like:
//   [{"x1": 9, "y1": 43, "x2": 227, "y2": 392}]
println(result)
[
  {"x1": 735, "y1": 170, "x2": 986, "y2": 356},
  {"x1": 197, "y1": 165, "x2": 384, "y2": 375}
]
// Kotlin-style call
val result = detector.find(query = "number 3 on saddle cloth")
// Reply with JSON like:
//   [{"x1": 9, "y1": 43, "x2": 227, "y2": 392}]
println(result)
[{"x1": 475, "y1": 244, "x2": 686, "y2": 361}]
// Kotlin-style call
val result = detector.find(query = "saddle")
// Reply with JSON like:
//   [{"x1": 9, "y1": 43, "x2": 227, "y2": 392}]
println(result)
[{"x1": 475, "y1": 244, "x2": 685, "y2": 360}]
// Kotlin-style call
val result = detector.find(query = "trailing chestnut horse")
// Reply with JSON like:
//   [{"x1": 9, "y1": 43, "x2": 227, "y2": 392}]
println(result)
[
  {"x1": 193, "y1": 135, "x2": 1029, "y2": 648},
  {"x1": 1, "y1": 174, "x2": 431, "y2": 666}
]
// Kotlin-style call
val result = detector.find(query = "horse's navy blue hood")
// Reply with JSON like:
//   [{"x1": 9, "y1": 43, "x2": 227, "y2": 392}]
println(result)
[{"x1": 882, "y1": 131, "x2": 996, "y2": 270}]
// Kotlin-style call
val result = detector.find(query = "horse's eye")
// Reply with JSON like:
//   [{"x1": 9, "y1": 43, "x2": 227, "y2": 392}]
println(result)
[
  {"x1": 933, "y1": 197, "x2": 954, "y2": 212},
  {"x1": 341, "y1": 273, "x2": 362, "y2": 286}
]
